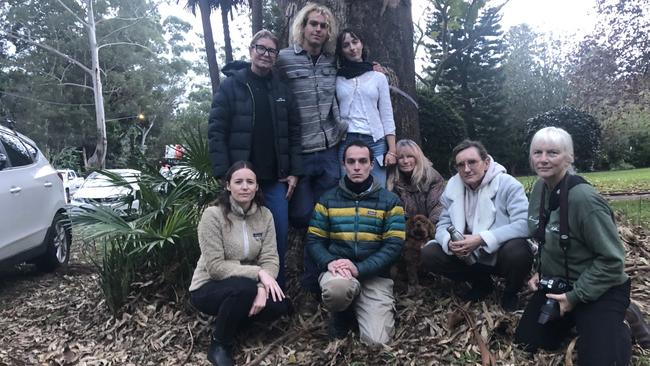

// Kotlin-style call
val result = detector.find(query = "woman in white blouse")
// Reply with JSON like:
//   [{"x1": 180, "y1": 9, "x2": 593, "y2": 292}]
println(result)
[{"x1": 335, "y1": 29, "x2": 396, "y2": 187}]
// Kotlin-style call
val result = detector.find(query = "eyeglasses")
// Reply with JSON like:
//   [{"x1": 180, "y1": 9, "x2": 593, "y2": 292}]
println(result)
[
  {"x1": 252, "y1": 44, "x2": 279, "y2": 57},
  {"x1": 455, "y1": 159, "x2": 480, "y2": 170}
]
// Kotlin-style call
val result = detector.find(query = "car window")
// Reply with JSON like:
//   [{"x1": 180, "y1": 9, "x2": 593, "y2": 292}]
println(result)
[
  {"x1": 68, "y1": 172, "x2": 75, "y2": 179},
  {"x1": 0, "y1": 132, "x2": 34, "y2": 167}
]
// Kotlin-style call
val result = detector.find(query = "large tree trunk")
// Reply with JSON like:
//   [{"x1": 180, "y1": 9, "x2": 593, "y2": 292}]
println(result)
[
  {"x1": 86, "y1": 0, "x2": 107, "y2": 169},
  {"x1": 250, "y1": 0, "x2": 263, "y2": 34},
  {"x1": 198, "y1": 0, "x2": 221, "y2": 95},
  {"x1": 221, "y1": 5, "x2": 234, "y2": 63},
  {"x1": 277, "y1": 0, "x2": 420, "y2": 143}
]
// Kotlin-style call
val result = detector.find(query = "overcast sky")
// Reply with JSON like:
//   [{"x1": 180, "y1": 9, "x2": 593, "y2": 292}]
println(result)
[{"x1": 160, "y1": 0, "x2": 598, "y2": 83}]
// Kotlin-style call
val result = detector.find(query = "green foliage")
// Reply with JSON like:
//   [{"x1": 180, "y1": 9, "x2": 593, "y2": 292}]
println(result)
[
  {"x1": 599, "y1": 97, "x2": 650, "y2": 169},
  {"x1": 73, "y1": 128, "x2": 219, "y2": 313},
  {"x1": 501, "y1": 25, "x2": 569, "y2": 174},
  {"x1": 526, "y1": 106, "x2": 601, "y2": 172},
  {"x1": 1, "y1": 0, "x2": 192, "y2": 171},
  {"x1": 49, "y1": 146, "x2": 82, "y2": 171},
  {"x1": 423, "y1": 0, "x2": 509, "y2": 166},
  {"x1": 417, "y1": 88, "x2": 465, "y2": 176}
]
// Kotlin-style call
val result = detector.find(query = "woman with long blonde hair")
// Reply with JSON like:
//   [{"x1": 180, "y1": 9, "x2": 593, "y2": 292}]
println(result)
[{"x1": 387, "y1": 139, "x2": 445, "y2": 223}]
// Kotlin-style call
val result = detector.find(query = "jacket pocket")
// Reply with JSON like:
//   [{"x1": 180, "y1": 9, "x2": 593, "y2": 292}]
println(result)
[{"x1": 285, "y1": 69, "x2": 311, "y2": 79}]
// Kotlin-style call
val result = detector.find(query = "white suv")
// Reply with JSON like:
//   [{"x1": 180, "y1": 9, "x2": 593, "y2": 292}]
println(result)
[{"x1": 0, "y1": 124, "x2": 72, "y2": 271}]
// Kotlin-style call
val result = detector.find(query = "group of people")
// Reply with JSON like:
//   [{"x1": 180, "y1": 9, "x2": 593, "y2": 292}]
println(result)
[{"x1": 188, "y1": 3, "x2": 633, "y2": 366}]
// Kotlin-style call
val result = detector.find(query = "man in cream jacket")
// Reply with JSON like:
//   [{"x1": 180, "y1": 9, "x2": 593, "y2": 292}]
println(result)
[{"x1": 422, "y1": 140, "x2": 533, "y2": 311}]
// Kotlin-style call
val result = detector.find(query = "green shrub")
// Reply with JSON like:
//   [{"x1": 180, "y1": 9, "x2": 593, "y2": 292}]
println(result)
[
  {"x1": 73, "y1": 127, "x2": 219, "y2": 314},
  {"x1": 526, "y1": 106, "x2": 601, "y2": 172}
]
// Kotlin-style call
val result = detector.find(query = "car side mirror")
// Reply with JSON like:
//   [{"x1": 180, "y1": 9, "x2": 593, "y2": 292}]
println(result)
[{"x1": 0, "y1": 152, "x2": 7, "y2": 170}]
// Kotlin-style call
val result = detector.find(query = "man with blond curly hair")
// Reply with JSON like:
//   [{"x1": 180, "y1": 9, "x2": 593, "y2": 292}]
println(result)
[{"x1": 276, "y1": 3, "x2": 348, "y2": 294}]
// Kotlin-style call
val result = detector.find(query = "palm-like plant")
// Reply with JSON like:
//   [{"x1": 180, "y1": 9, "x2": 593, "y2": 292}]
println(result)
[{"x1": 73, "y1": 126, "x2": 220, "y2": 314}]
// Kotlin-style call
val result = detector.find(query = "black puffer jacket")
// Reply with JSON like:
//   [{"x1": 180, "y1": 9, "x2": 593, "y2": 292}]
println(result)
[{"x1": 208, "y1": 61, "x2": 302, "y2": 178}]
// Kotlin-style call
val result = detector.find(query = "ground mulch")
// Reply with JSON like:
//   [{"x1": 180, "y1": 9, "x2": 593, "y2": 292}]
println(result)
[{"x1": 1, "y1": 224, "x2": 649, "y2": 365}]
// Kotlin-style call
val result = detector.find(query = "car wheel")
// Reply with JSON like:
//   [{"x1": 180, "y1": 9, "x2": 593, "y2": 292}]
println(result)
[{"x1": 35, "y1": 213, "x2": 72, "y2": 272}]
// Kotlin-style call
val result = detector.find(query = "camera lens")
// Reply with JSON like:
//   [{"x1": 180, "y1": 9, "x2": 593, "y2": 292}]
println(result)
[{"x1": 537, "y1": 298, "x2": 560, "y2": 324}]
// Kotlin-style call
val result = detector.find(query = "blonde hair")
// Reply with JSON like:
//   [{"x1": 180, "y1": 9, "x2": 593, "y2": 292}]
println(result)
[
  {"x1": 387, "y1": 139, "x2": 438, "y2": 191},
  {"x1": 250, "y1": 29, "x2": 279, "y2": 49},
  {"x1": 291, "y1": 3, "x2": 338, "y2": 54}
]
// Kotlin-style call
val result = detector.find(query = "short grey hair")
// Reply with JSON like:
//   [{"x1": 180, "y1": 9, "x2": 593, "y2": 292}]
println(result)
[{"x1": 529, "y1": 126, "x2": 575, "y2": 171}]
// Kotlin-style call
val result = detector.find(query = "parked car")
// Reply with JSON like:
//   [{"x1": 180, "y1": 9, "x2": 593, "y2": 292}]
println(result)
[
  {"x1": 0, "y1": 124, "x2": 72, "y2": 271},
  {"x1": 57, "y1": 169, "x2": 85, "y2": 203},
  {"x1": 70, "y1": 169, "x2": 141, "y2": 216}
]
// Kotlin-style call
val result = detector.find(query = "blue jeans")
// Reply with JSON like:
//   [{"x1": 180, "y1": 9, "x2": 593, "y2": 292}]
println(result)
[
  {"x1": 288, "y1": 145, "x2": 340, "y2": 294},
  {"x1": 339, "y1": 133, "x2": 387, "y2": 188},
  {"x1": 260, "y1": 180, "x2": 289, "y2": 290},
  {"x1": 289, "y1": 146, "x2": 341, "y2": 228}
]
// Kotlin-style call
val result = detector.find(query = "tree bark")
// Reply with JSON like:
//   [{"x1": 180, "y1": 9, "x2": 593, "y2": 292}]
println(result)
[
  {"x1": 86, "y1": 0, "x2": 107, "y2": 169},
  {"x1": 221, "y1": 5, "x2": 234, "y2": 63},
  {"x1": 277, "y1": 0, "x2": 420, "y2": 143},
  {"x1": 198, "y1": 0, "x2": 221, "y2": 95},
  {"x1": 250, "y1": 0, "x2": 263, "y2": 34}
]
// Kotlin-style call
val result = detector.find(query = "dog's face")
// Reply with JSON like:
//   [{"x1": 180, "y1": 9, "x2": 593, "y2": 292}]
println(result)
[{"x1": 406, "y1": 214, "x2": 435, "y2": 241}]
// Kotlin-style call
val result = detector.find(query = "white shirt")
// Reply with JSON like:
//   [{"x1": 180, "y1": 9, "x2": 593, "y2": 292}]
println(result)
[{"x1": 336, "y1": 71, "x2": 396, "y2": 142}]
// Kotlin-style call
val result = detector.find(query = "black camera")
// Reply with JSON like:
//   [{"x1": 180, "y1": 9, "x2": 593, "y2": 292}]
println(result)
[{"x1": 537, "y1": 276, "x2": 572, "y2": 324}]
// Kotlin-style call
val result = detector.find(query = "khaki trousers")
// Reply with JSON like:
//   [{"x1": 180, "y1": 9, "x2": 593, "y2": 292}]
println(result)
[{"x1": 319, "y1": 271, "x2": 395, "y2": 345}]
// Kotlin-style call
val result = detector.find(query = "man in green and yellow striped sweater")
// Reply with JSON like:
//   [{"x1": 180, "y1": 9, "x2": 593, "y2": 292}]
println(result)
[{"x1": 306, "y1": 140, "x2": 405, "y2": 345}]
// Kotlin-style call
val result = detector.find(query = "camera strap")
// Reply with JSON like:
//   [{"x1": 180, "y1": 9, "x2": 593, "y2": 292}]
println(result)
[{"x1": 535, "y1": 174, "x2": 589, "y2": 281}]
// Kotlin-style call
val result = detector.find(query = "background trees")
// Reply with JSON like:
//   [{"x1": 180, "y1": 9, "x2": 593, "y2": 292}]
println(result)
[
  {"x1": 1, "y1": 0, "x2": 648, "y2": 174},
  {"x1": 1, "y1": 0, "x2": 191, "y2": 168}
]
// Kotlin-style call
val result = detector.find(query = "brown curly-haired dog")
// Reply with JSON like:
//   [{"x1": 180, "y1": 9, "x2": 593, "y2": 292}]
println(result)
[{"x1": 393, "y1": 214, "x2": 435, "y2": 293}]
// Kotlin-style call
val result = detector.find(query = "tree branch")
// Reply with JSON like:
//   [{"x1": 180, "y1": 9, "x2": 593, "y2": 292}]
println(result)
[
  {"x1": 97, "y1": 42, "x2": 154, "y2": 54},
  {"x1": 6, "y1": 32, "x2": 92, "y2": 75},
  {"x1": 99, "y1": 19, "x2": 145, "y2": 41},
  {"x1": 55, "y1": 0, "x2": 89, "y2": 28}
]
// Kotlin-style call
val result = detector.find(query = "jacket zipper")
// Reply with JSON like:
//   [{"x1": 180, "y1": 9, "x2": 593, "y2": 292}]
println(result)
[
  {"x1": 246, "y1": 83, "x2": 256, "y2": 158},
  {"x1": 354, "y1": 200, "x2": 359, "y2": 258},
  {"x1": 242, "y1": 220, "x2": 250, "y2": 259}
]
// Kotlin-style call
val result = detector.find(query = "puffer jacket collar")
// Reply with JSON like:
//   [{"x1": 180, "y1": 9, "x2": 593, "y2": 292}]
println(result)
[{"x1": 337, "y1": 177, "x2": 382, "y2": 200}]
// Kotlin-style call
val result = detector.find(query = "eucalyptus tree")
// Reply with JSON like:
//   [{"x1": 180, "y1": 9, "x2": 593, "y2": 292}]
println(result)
[{"x1": 2, "y1": 0, "x2": 191, "y2": 168}]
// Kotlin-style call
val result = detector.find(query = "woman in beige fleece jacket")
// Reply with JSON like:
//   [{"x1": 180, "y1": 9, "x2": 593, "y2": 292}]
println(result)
[{"x1": 189, "y1": 161, "x2": 289, "y2": 366}]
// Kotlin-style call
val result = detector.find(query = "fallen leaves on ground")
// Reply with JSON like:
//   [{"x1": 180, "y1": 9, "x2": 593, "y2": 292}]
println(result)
[{"x1": 1, "y1": 225, "x2": 649, "y2": 365}]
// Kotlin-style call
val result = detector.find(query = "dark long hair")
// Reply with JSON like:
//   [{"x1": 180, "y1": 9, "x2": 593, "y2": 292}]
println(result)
[
  {"x1": 212, "y1": 161, "x2": 265, "y2": 227},
  {"x1": 335, "y1": 28, "x2": 369, "y2": 65}
]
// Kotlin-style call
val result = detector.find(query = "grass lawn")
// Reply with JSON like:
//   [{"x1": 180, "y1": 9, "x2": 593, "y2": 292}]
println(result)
[
  {"x1": 517, "y1": 167, "x2": 650, "y2": 194},
  {"x1": 610, "y1": 198, "x2": 650, "y2": 229}
]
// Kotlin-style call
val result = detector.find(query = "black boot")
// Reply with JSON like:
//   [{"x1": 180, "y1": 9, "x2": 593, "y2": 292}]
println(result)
[
  {"x1": 461, "y1": 275, "x2": 494, "y2": 302},
  {"x1": 500, "y1": 291, "x2": 518, "y2": 312},
  {"x1": 626, "y1": 302, "x2": 650, "y2": 350},
  {"x1": 328, "y1": 307, "x2": 355, "y2": 340},
  {"x1": 207, "y1": 337, "x2": 234, "y2": 366}
]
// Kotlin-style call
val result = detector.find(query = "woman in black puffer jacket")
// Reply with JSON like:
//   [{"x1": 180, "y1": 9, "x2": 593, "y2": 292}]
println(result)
[{"x1": 208, "y1": 30, "x2": 302, "y2": 290}]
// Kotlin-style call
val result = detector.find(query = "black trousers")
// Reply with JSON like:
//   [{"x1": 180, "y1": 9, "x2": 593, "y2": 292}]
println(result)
[
  {"x1": 514, "y1": 279, "x2": 631, "y2": 366},
  {"x1": 420, "y1": 238, "x2": 533, "y2": 293},
  {"x1": 190, "y1": 277, "x2": 289, "y2": 344}
]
